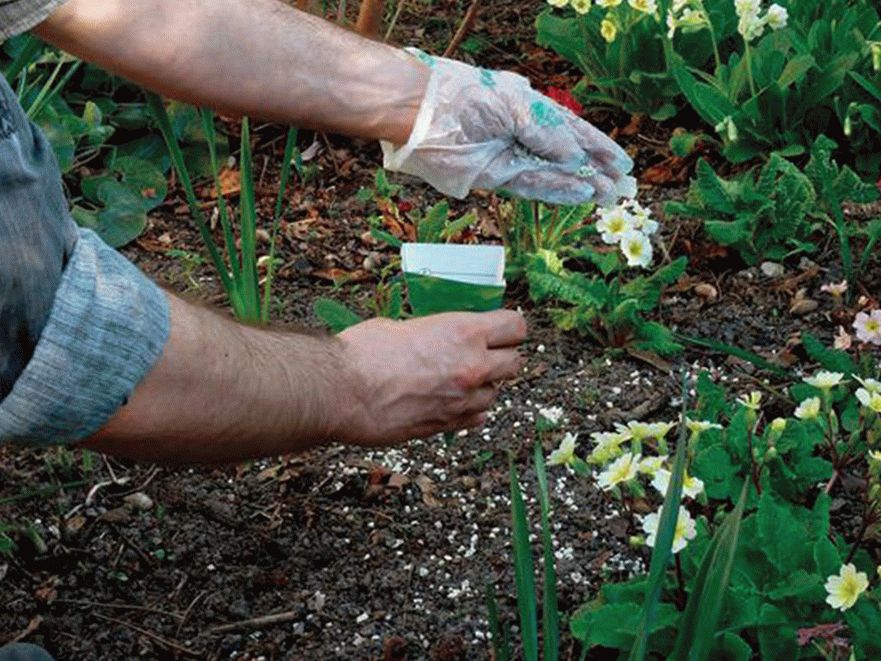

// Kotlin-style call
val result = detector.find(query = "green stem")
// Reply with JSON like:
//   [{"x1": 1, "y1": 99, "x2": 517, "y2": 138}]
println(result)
[{"x1": 745, "y1": 42, "x2": 758, "y2": 98}]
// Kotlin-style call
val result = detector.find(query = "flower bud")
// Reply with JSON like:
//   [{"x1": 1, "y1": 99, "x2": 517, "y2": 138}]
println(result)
[
  {"x1": 872, "y1": 42, "x2": 881, "y2": 72},
  {"x1": 764, "y1": 446, "x2": 779, "y2": 462},
  {"x1": 629, "y1": 535, "x2": 645, "y2": 548},
  {"x1": 771, "y1": 418, "x2": 787, "y2": 432}
]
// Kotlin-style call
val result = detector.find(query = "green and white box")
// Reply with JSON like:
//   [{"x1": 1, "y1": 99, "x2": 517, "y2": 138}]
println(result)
[{"x1": 400, "y1": 243, "x2": 506, "y2": 316}]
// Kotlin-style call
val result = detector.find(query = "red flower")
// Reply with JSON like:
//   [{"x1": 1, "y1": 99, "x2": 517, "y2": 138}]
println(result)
[
  {"x1": 544, "y1": 86, "x2": 583, "y2": 115},
  {"x1": 397, "y1": 199, "x2": 414, "y2": 213}
]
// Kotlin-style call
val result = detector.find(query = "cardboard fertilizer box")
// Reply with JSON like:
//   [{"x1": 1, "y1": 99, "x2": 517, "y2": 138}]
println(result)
[{"x1": 400, "y1": 243, "x2": 506, "y2": 316}]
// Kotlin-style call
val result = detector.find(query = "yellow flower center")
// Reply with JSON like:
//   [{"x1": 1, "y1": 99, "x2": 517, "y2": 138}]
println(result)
[{"x1": 839, "y1": 575, "x2": 863, "y2": 604}]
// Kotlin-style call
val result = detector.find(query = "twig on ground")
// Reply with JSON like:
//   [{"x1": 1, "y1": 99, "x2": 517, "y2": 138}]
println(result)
[
  {"x1": 56, "y1": 599, "x2": 184, "y2": 621},
  {"x1": 11, "y1": 616, "x2": 43, "y2": 643},
  {"x1": 203, "y1": 610, "x2": 302, "y2": 635},
  {"x1": 91, "y1": 612, "x2": 201, "y2": 657},
  {"x1": 177, "y1": 590, "x2": 208, "y2": 638},
  {"x1": 443, "y1": 0, "x2": 480, "y2": 58}
]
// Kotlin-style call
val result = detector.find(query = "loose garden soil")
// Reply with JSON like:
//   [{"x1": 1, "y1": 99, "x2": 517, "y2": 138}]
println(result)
[{"x1": 2, "y1": 0, "x2": 880, "y2": 659}]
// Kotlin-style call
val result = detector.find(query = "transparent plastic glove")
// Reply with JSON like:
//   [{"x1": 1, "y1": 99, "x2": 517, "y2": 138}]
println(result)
[{"x1": 381, "y1": 49, "x2": 637, "y2": 206}]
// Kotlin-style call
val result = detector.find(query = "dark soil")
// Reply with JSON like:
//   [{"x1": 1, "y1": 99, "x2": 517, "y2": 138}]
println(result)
[{"x1": 2, "y1": 0, "x2": 881, "y2": 659}]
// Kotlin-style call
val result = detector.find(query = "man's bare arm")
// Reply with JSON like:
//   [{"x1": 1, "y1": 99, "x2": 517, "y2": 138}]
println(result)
[
  {"x1": 83, "y1": 295, "x2": 526, "y2": 463},
  {"x1": 35, "y1": 0, "x2": 428, "y2": 144}
]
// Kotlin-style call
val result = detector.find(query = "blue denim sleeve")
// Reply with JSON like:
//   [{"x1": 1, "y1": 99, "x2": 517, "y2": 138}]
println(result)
[
  {"x1": 0, "y1": 69, "x2": 170, "y2": 446},
  {"x1": 0, "y1": 228, "x2": 170, "y2": 445}
]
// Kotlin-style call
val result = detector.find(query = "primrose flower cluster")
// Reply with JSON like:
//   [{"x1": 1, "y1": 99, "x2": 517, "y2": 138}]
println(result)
[
  {"x1": 544, "y1": 0, "x2": 661, "y2": 44},
  {"x1": 547, "y1": 415, "x2": 723, "y2": 555},
  {"x1": 666, "y1": 0, "x2": 710, "y2": 40},
  {"x1": 734, "y1": 0, "x2": 788, "y2": 43},
  {"x1": 595, "y1": 199, "x2": 659, "y2": 269}
]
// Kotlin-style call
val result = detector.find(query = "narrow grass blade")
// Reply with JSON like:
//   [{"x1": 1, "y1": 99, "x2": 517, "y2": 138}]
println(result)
[
  {"x1": 200, "y1": 109, "x2": 241, "y2": 289},
  {"x1": 485, "y1": 582, "x2": 512, "y2": 661},
  {"x1": 628, "y1": 374, "x2": 690, "y2": 661},
  {"x1": 678, "y1": 334, "x2": 789, "y2": 377},
  {"x1": 263, "y1": 127, "x2": 299, "y2": 322},
  {"x1": 509, "y1": 458, "x2": 539, "y2": 661},
  {"x1": 4, "y1": 35, "x2": 42, "y2": 81},
  {"x1": 27, "y1": 58, "x2": 81, "y2": 120},
  {"x1": 670, "y1": 481, "x2": 748, "y2": 661},
  {"x1": 534, "y1": 443, "x2": 560, "y2": 661},
  {"x1": 145, "y1": 94, "x2": 236, "y2": 300},
  {"x1": 238, "y1": 118, "x2": 260, "y2": 322}
]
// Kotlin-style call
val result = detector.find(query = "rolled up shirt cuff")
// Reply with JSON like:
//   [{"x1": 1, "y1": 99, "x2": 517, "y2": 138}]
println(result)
[{"x1": 0, "y1": 228, "x2": 169, "y2": 445}]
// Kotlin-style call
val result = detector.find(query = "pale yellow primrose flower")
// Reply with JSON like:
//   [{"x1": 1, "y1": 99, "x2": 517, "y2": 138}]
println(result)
[
  {"x1": 620, "y1": 230, "x2": 653, "y2": 269},
  {"x1": 770, "y1": 417, "x2": 787, "y2": 432},
  {"x1": 597, "y1": 206, "x2": 634, "y2": 245},
  {"x1": 686, "y1": 419, "x2": 723, "y2": 435},
  {"x1": 868, "y1": 450, "x2": 881, "y2": 463},
  {"x1": 597, "y1": 0, "x2": 621, "y2": 6},
  {"x1": 825, "y1": 563, "x2": 868, "y2": 612},
  {"x1": 571, "y1": 0, "x2": 592, "y2": 14},
  {"x1": 737, "y1": 391, "x2": 763, "y2": 410},
  {"x1": 616, "y1": 421, "x2": 654, "y2": 441},
  {"x1": 547, "y1": 0, "x2": 569, "y2": 8},
  {"x1": 804, "y1": 371, "x2": 846, "y2": 390},
  {"x1": 628, "y1": 0, "x2": 657, "y2": 13},
  {"x1": 856, "y1": 377, "x2": 881, "y2": 394},
  {"x1": 623, "y1": 200, "x2": 659, "y2": 236},
  {"x1": 646, "y1": 421, "x2": 675, "y2": 440},
  {"x1": 601, "y1": 18, "x2": 618, "y2": 43},
  {"x1": 597, "y1": 452, "x2": 641, "y2": 490},
  {"x1": 651, "y1": 468, "x2": 705, "y2": 499},
  {"x1": 638, "y1": 455, "x2": 668, "y2": 476},
  {"x1": 856, "y1": 388, "x2": 881, "y2": 414},
  {"x1": 588, "y1": 431, "x2": 628, "y2": 465},
  {"x1": 548, "y1": 432, "x2": 578, "y2": 466},
  {"x1": 854, "y1": 311, "x2": 881, "y2": 346},
  {"x1": 765, "y1": 3, "x2": 788, "y2": 30},
  {"x1": 794, "y1": 397, "x2": 822, "y2": 420},
  {"x1": 642, "y1": 506, "x2": 696, "y2": 553}
]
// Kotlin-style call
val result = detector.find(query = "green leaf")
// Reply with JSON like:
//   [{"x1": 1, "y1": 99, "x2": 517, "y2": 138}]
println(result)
[
  {"x1": 670, "y1": 481, "x2": 748, "y2": 661},
  {"x1": 711, "y1": 632, "x2": 752, "y2": 661},
  {"x1": 485, "y1": 582, "x2": 512, "y2": 661},
  {"x1": 71, "y1": 181, "x2": 147, "y2": 248},
  {"x1": 418, "y1": 201, "x2": 450, "y2": 243},
  {"x1": 691, "y1": 445, "x2": 741, "y2": 503},
  {"x1": 509, "y1": 459, "x2": 539, "y2": 661},
  {"x1": 776, "y1": 55, "x2": 815, "y2": 88},
  {"x1": 756, "y1": 604, "x2": 799, "y2": 660},
  {"x1": 534, "y1": 444, "x2": 560, "y2": 661},
  {"x1": 312, "y1": 298, "x2": 363, "y2": 334},
  {"x1": 802, "y1": 332, "x2": 857, "y2": 374},
  {"x1": 574, "y1": 602, "x2": 679, "y2": 651}
]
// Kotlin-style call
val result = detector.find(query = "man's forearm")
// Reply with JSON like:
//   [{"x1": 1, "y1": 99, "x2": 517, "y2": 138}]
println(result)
[
  {"x1": 83, "y1": 294, "x2": 351, "y2": 463},
  {"x1": 36, "y1": 0, "x2": 429, "y2": 143}
]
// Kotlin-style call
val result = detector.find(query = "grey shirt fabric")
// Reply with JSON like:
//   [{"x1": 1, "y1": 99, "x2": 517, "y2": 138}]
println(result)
[
  {"x1": 0, "y1": 0, "x2": 69, "y2": 41},
  {"x1": 0, "y1": 56, "x2": 170, "y2": 444}
]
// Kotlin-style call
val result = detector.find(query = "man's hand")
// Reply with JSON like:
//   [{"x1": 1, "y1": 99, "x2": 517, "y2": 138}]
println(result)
[
  {"x1": 335, "y1": 311, "x2": 527, "y2": 445},
  {"x1": 382, "y1": 51, "x2": 636, "y2": 207}
]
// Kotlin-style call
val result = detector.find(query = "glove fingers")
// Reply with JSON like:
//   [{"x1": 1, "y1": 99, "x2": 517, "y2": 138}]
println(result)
[
  {"x1": 503, "y1": 169, "x2": 597, "y2": 206},
  {"x1": 566, "y1": 114, "x2": 634, "y2": 177},
  {"x1": 513, "y1": 96, "x2": 588, "y2": 170}
]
